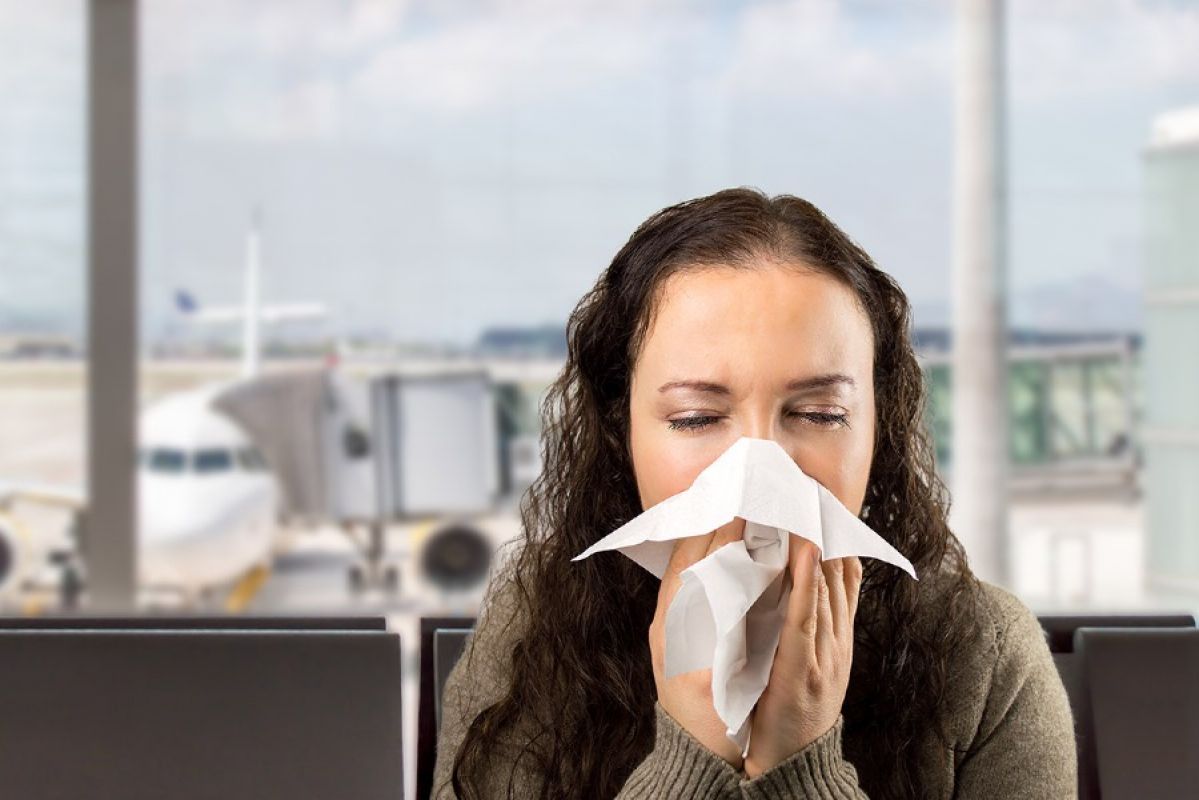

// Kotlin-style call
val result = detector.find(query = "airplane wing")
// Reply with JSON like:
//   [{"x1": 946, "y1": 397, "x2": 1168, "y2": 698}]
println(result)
[
  {"x1": 175, "y1": 291, "x2": 243, "y2": 323},
  {"x1": 259, "y1": 303, "x2": 328, "y2": 323},
  {"x1": 188, "y1": 307, "x2": 245, "y2": 323},
  {"x1": 0, "y1": 480, "x2": 87, "y2": 511},
  {"x1": 175, "y1": 291, "x2": 326, "y2": 324}
]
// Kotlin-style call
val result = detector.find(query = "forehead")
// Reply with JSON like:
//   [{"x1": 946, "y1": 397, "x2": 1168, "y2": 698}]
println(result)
[{"x1": 635, "y1": 264, "x2": 874, "y2": 386}]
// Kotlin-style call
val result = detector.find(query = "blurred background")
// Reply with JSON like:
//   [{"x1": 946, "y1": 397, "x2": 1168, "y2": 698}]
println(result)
[{"x1": 1, "y1": 0, "x2": 1197, "y2": 794}]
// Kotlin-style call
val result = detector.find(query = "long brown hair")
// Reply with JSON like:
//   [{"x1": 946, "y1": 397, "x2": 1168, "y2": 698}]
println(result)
[{"x1": 452, "y1": 187, "x2": 981, "y2": 798}]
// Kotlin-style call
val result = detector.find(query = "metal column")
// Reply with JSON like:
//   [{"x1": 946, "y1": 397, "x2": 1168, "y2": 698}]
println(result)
[{"x1": 85, "y1": 0, "x2": 139, "y2": 610}]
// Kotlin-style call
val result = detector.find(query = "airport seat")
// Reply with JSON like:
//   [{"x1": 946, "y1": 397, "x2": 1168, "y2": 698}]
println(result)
[
  {"x1": 0, "y1": 627, "x2": 404, "y2": 799},
  {"x1": 1074, "y1": 626, "x2": 1199, "y2": 800},
  {"x1": 417, "y1": 616, "x2": 476, "y2": 800},
  {"x1": 0, "y1": 614, "x2": 387, "y2": 630},
  {"x1": 410, "y1": 611, "x2": 1199, "y2": 799},
  {"x1": 1037, "y1": 613, "x2": 1197, "y2": 799}
]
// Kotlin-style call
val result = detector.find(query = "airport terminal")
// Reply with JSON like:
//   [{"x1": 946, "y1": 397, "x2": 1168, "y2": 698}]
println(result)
[{"x1": 1, "y1": 1, "x2": 1197, "y2": 798}]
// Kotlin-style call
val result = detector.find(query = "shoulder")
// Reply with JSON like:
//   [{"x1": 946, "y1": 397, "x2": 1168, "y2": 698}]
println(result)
[
  {"x1": 432, "y1": 547, "x2": 539, "y2": 798},
  {"x1": 966, "y1": 578, "x2": 1051, "y2": 671},
  {"x1": 445, "y1": 546, "x2": 530, "y2": 707},
  {"x1": 927, "y1": 572, "x2": 1073, "y2": 771},
  {"x1": 969, "y1": 578, "x2": 1058, "y2": 705},
  {"x1": 911, "y1": 562, "x2": 1049, "y2": 669}
]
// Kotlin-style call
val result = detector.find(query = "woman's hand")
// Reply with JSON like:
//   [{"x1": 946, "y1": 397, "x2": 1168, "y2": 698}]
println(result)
[
  {"x1": 743, "y1": 540, "x2": 863, "y2": 779},
  {"x1": 650, "y1": 517, "x2": 747, "y2": 768}
]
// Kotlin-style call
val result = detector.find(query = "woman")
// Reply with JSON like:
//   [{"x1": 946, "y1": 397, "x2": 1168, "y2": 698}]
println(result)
[{"x1": 432, "y1": 188, "x2": 1076, "y2": 799}]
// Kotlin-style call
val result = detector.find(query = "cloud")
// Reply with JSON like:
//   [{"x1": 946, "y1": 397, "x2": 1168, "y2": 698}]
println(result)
[
  {"x1": 141, "y1": 0, "x2": 677, "y2": 138},
  {"x1": 143, "y1": 0, "x2": 412, "y2": 75},
  {"x1": 1008, "y1": 0, "x2": 1199, "y2": 100},
  {"x1": 350, "y1": 18, "x2": 657, "y2": 113},
  {"x1": 710, "y1": 0, "x2": 952, "y2": 100},
  {"x1": 708, "y1": 0, "x2": 1199, "y2": 104},
  {"x1": 349, "y1": 7, "x2": 667, "y2": 115}
]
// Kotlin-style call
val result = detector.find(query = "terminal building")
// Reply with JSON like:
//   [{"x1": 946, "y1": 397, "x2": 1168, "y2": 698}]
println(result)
[{"x1": 1142, "y1": 106, "x2": 1199, "y2": 595}]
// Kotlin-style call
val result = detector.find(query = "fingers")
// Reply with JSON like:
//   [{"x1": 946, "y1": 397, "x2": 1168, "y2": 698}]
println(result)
[
  {"x1": 814, "y1": 562, "x2": 834, "y2": 667},
  {"x1": 659, "y1": 533, "x2": 711, "y2": 618},
  {"x1": 822, "y1": 559, "x2": 847, "y2": 640},
  {"x1": 653, "y1": 520, "x2": 750, "y2": 684},
  {"x1": 843, "y1": 556, "x2": 863, "y2": 622},
  {"x1": 781, "y1": 537, "x2": 821, "y2": 664},
  {"x1": 658, "y1": 518, "x2": 746, "y2": 618},
  {"x1": 708, "y1": 517, "x2": 746, "y2": 556}
]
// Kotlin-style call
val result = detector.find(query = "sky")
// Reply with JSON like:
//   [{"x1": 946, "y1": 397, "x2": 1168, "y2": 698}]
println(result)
[{"x1": 1, "y1": 0, "x2": 1197, "y2": 348}]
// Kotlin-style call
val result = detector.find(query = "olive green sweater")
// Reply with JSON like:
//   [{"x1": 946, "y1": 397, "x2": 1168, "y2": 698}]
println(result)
[{"x1": 432, "y1": 561, "x2": 1077, "y2": 798}]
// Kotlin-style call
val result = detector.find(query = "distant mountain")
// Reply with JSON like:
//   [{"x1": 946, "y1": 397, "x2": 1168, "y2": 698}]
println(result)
[
  {"x1": 0, "y1": 303, "x2": 81, "y2": 337},
  {"x1": 910, "y1": 272, "x2": 1142, "y2": 336}
]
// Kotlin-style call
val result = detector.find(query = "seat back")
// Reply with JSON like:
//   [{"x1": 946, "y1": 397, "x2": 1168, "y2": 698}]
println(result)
[
  {"x1": 1075, "y1": 627, "x2": 1199, "y2": 800},
  {"x1": 0, "y1": 629, "x2": 403, "y2": 799},
  {"x1": 1039, "y1": 613, "x2": 1196, "y2": 799},
  {"x1": 417, "y1": 616, "x2": 476, "y2": 800},
  {"x1": 0, "y1": 614, "x2": 387, "y2": 630}
]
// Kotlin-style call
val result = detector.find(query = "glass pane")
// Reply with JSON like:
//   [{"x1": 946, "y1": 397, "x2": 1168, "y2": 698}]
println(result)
[{"x1": 0, "y1": 0, "x2": 86, "y2": 616}]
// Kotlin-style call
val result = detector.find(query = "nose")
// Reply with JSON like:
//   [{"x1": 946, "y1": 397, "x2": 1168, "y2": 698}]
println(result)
[
  {"x1": 740, "y1": 404, "x2": 783, "y2": 443},
  {"x1": 737, "y1": 406, "x2": 802, "y2": 463}
]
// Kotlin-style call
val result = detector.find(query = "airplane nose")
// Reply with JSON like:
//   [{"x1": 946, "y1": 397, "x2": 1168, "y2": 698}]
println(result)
[
  {"x1": 138, "y1": 481, "x2": 266, "y2": 546},
  {"x1": 0, "y1": 524, "x2": 14, "y2": 590}
]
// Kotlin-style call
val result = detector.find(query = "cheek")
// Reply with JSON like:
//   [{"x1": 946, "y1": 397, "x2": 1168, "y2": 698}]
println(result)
[
  {"x1": 799, "y1": 424, "x2": 874, "y2": 516},
  {"x1": 629, "y1": 417, "x2": 714, "y2": 510}
]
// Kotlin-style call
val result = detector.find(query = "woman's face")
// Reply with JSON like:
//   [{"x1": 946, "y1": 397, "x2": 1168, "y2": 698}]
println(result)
[{"x1": 628, "y1": 261, "x2": 877, "y2": 516}]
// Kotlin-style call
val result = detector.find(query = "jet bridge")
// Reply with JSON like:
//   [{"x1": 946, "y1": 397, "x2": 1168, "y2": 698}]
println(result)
[{"x1": 212, "y1": 365, "x2": 500, "y2": 593}]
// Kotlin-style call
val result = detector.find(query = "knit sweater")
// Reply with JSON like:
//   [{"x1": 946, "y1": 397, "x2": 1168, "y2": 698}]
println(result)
[{"x1": 431, "y1": 558, "x2": 1078, "y2": 798}]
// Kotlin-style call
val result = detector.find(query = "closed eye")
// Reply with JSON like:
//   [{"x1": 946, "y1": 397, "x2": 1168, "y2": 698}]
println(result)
[{"x1": 666, "y1": 411, "x2": 849, "y2": 433}]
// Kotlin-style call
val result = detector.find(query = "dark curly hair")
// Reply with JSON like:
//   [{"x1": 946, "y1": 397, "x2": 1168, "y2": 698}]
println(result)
[{"x1": 451, "y1": 187, "x2": 982, "y2": 799}]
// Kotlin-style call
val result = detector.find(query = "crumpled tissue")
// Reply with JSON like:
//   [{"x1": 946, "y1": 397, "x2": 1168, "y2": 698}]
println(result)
[{"x1": 571, "y1": 436, "x2": 917, "y2": 756}]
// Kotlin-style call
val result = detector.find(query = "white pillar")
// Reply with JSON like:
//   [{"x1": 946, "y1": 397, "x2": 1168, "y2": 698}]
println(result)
[
  {"x1": 950, "y1": 0, "x2": 1009, "y2": 586},
  {"x1": 242, "y1": 210, "x2": 262, "y2": 379}
]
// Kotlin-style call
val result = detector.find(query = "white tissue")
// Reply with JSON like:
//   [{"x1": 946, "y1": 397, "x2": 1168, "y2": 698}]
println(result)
[{"x1": 570, "y1": 436, "x2": 917, "y2": 757}]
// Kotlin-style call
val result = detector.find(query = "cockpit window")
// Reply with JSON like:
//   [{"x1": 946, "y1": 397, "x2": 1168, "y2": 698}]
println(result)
[
  {"x1": 193, "y1": 448, "x2": 233, "y2": 473},
  {"x1": 236, "y1": 447, "x2": 268, "y2": 471},
  {"x1": 146, "y1": 448, "x2": 186, "y2": 474}
]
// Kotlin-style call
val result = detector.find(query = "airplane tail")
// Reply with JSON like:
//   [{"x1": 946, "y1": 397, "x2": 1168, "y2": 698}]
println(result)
[{"x1": 174, "y1": 209, "x2": 328, "y2": 379}]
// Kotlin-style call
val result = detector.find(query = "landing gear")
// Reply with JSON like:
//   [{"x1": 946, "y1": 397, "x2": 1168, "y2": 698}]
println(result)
[
  {"x1": 344, "y1": 520, "x2": 401, "y2": 596},
  {"x1": 49, "y1": 549, "x2": 85, "y2": 611},
  {"x1": 381, "y1": 563, "x2": 399, "y2": 593},
  {"x1": 346, "y1": 560, "x2": 400, "y2": 595},
  {"x1": 348, "y1": 563, "x2": 365, "y2": 593}
]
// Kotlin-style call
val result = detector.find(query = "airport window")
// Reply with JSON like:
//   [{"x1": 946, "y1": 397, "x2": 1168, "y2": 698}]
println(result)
[{"x1": 193, "y1": 448, "x2": 233, "y2": 474}]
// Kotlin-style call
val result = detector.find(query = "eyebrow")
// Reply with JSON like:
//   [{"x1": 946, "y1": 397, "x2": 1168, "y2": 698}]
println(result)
[{"x1": 657, "y1": 373, "x2": 857, "y2": 396}]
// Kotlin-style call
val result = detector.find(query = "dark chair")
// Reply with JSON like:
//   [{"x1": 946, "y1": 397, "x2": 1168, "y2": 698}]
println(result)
[
  {"x1": 1074, "y1": 627, "x2": 1199, "y2": 800},
  {"x1": 0, "y1": 628, "x2": 403, "y2": 799},
  {"x1": 0, "y1": 614, "x2": 388, "y2": 630},
  {"x1": 1038, "y1": 613, "x2": 1197, "y2": 799},
  {"x1": 413, "y1": 611, "x2": 1199, "y2": 799},
  {"x1": 417, "y1": 616, "x2": 476, "y2": 800}
]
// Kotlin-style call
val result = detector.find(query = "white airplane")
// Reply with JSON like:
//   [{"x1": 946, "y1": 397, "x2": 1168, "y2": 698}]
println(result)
[
  {"x1": 0, "y1": 212, "x2": 327, "y2": 609},
  {"x1": 135, "y1": 383, "x2": 278, "y2": 596}
]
